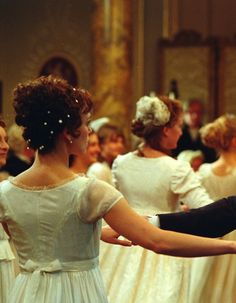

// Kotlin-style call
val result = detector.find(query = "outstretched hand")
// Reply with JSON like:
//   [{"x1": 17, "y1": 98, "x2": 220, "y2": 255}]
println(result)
[{"x1": 101, "y1": 226, "x2": 132, "y2": 247}]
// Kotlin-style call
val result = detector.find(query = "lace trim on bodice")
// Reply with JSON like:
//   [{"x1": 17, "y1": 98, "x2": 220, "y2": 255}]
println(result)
[{"x1": 8, "y1": 174, "x2": 84, "y2": 191}]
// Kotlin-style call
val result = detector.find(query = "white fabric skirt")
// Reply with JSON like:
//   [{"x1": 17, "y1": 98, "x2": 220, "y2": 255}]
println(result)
[
  {"x1": 0, "y1": 239, "x2": 15, "y2": 303},
  {"x1": 8, "y1": 266, "x2": 108, "y2": 303},
  {"x1": 100, "y1": 240, "x2": 191, "y2": 303},
  {"x1": 189, "y1": 230, "x2": 236, "y2": 303}
]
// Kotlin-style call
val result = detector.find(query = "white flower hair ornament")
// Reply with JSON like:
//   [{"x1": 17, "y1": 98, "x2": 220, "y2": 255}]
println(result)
[{"x1": 135, "y1": 96, "x2": 171, "y2": 126}]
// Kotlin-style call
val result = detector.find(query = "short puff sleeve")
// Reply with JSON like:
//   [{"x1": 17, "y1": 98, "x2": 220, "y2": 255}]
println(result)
[
  {"x1": 78, "y1": 178, "x2": 123, "y2": 223},
  {"x1": 171, "y1": 161, "x2": 213, "y2": 208}
]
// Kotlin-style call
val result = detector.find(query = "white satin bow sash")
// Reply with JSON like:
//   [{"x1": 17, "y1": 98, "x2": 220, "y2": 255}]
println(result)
[
  {"x1": 20, "y1": 259, "x2": 62, "y2": 301},
  {"x1": 20, "y1": 257, "x2": 99, "y2": 301},
  {"x1": 22, "y1": 258, "x2": 62, "y2": 273}
]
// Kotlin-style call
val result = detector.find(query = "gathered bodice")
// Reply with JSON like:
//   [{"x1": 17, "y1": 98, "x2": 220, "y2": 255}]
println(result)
[{"x1": 0, "y1": 176, "x2": 122, "y2": 270}]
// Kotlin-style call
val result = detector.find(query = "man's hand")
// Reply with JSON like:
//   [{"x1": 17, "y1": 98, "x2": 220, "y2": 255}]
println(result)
[
  {"x1": 101, "y1": 226, "x2": 132, "y2": 247},
  {"x1": 180, "y1": 201, "x2": 190, "y2": 212}
]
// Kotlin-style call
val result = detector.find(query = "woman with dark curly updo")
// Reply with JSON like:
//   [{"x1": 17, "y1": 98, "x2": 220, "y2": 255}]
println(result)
[
  {"x1": 3, "y1": 77, "x2": 236, "y2": 303},
  {"x1": 13, "y1": 76, "x2": 92, "y2": 154}
]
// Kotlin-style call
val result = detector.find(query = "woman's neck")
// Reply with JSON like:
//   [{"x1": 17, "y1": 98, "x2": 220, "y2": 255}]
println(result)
[
  {"x1": 70, "y1": 156, "x2": 89, "y2": 174},
  {"x1": 13, "y1": 148, "x2": 75, "y2": 186},
  {"x1": 212, "y1": 151, "x2": 236, "y2": 176},
  {"x1": 34, "y1": 149, "x2": 69, "y2": 168}
]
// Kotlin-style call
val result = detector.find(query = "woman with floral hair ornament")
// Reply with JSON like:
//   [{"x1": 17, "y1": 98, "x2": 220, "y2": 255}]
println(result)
[
  {"x1": 3, "y1": 76, "x2": 236, "y2": 303},
  {"x1": 100, "y1": 95, "x2": 216, "y2": 303}
]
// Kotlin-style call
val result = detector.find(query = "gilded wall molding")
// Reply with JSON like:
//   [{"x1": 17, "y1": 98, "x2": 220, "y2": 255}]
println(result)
[{"x1": 162, "y1": 0, "x2": 179, "y2": 38}]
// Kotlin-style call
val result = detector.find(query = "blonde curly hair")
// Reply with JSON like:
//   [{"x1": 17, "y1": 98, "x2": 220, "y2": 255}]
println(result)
[{"x1": 200, "y1": 114, "x2": 236, "y2": 151}]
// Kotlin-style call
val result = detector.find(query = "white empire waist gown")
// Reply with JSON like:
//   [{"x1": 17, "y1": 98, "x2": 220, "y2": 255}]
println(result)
[
  {"x1": 100, "y1": 152, "x2": 212, "y2": 303},
  {"x1": 0, "y1": 176, "x2": 123, "y2": 303}
]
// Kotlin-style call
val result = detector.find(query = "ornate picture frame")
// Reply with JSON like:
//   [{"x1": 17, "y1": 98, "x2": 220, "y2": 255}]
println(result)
[
  {"x1": 218, "y1": 37, "x2": 236, "y2": 115},
  {"x1": 39, "y1": 56, "x2": 79, "y2": 87},
  {"x1": 158, "y1": 30, "x2": 218, "y2": 120}
]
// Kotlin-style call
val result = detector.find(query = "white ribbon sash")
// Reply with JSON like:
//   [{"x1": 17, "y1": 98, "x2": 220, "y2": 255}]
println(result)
[{"x1": 20, "y1": 257, "x2": 99, "y2": 301}]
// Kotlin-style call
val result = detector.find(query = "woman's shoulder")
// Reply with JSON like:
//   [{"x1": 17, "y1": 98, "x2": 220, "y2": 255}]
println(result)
[
  {"x1": 114, "y1": 152, "x2": 177, "y2": 166},
  {"x1": 170, "y1": 159, "x2": 193, "y2": 175},
  {"x1": 169, "y1": 159, "x2": 197, "y2": 184},
  {"x1": 112, "y1": 152, "x2": 136, "y2": 168},
  {"x1": 0, "y1": 178, "x2": 13, "y2": 192},
  {"x1": 87, "y1": 162, "x2": 113, "y2": 184},
  {"x1": 154, "y1": 156, "x2": 186, "y2": 171},
  {"x1": 198, "y1": 163, "x2": 212, "y2": 177},
  {"x1": 170, "y1": 160, "x2": 206, "y2": 197},
  {"x1": 115, "y1": 152, "x2": 134, "y2": 161},
  {"x1": 88, "y1": 161, "x2": 110, "y2": 172},
  {"x1": 163, "y1": 155, "x2": 179, "y2": 165}
]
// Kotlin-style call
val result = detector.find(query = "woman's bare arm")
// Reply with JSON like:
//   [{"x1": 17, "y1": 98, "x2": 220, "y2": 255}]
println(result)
[{"x1": 103, "y1": 198, "x2": 236, "y2": 257}]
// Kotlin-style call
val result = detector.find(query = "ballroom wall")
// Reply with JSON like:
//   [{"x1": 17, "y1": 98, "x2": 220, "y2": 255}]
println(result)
[
  {"x1": 0, "y1": 0, "x2": 92, "y2": 125},
  {"x1": 145, "y1": 0, "x2": 236, "y2": 96},
  {"x1": 1, "y1": 0, "x2": 236, "y2": 126}
]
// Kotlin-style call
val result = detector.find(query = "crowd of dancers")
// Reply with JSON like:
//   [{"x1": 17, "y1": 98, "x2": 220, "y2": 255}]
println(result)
[{"x1": 1, "y1": 75, "x2": 236, "y2": 302}]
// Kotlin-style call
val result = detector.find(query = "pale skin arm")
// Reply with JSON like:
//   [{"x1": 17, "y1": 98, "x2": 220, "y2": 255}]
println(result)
[{"x1": 103, "y1": 198, "x2": 236, "y2": 257}]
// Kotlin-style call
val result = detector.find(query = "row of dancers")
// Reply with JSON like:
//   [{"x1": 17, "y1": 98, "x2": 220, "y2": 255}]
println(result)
[
  {"x1": 100, "y1": 97, "x2": 236, "y2": 303},
  {"x1": 0, "y1": 75, "x2": 236, "y2": 302}
]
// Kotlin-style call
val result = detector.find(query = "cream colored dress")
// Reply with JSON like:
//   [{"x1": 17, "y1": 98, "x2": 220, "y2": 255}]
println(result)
[
  {"x1": 0, "y1": 176, "x2": 123, "y2": 303},
  {"x1": 189, "y1": 163, "x2": 236, "y2": 303},
  {"x1": 87, "y1": 162, "x2": 113, "y2": 185},
  {"x1": 100, "y1": 152, "x2": 212, "y2": 303},
  {"x1": 0, "y1": 224, "x2": 15, "y2": 303}
]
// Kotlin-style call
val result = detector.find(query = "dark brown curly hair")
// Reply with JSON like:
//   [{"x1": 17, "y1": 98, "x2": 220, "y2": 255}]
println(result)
[{"x1": 13, "y1": 75, "x2": 93, "y2": 154}]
